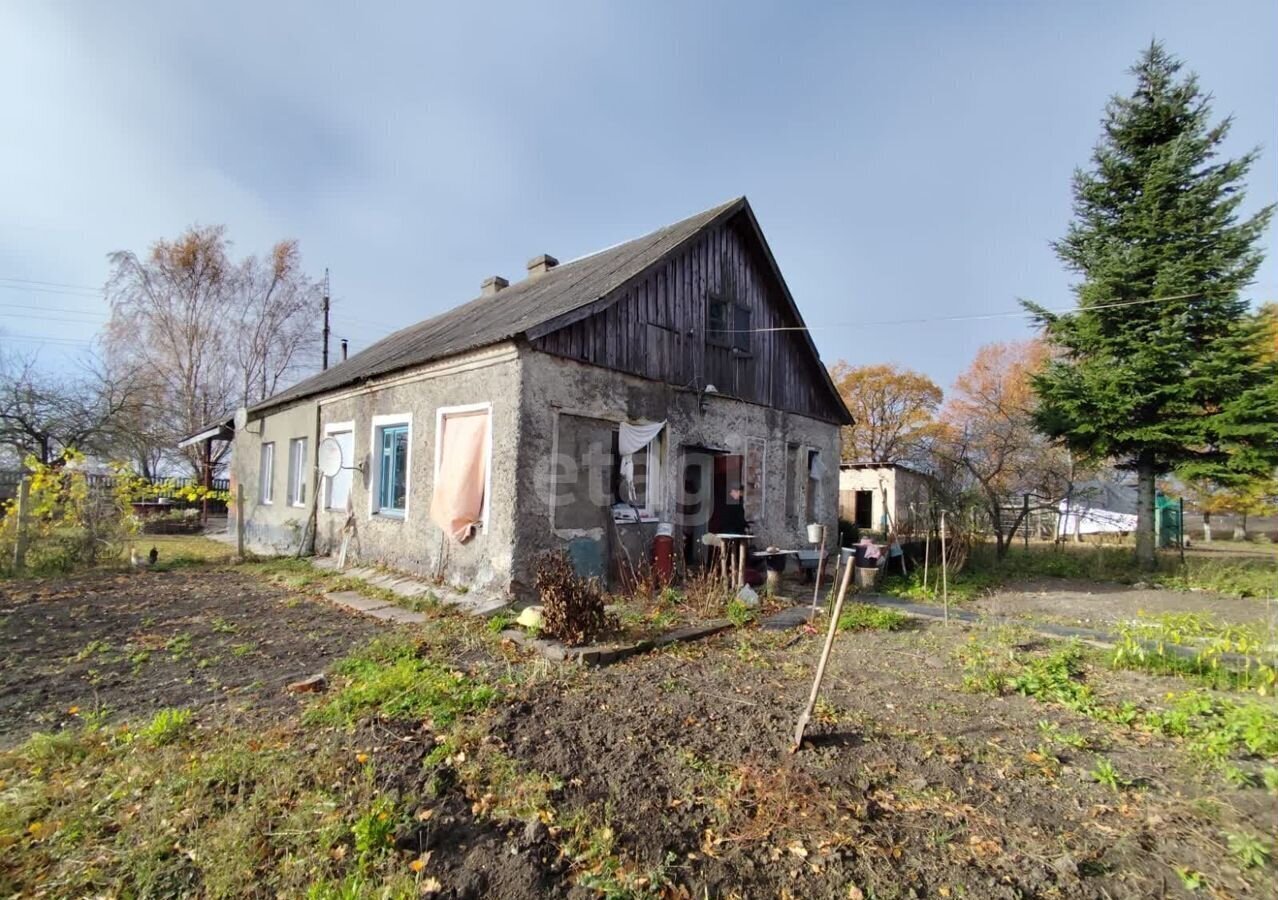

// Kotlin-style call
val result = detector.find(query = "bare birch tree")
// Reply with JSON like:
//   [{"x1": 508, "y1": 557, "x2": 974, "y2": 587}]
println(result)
[{"x1": 103, "y1": 227, "x2": 320, "y2": 475}]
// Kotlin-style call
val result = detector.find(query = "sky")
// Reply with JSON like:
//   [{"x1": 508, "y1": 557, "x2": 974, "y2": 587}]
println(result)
[{"x1": 2, "y1": 0, "x2": 1275, "y2": 393}]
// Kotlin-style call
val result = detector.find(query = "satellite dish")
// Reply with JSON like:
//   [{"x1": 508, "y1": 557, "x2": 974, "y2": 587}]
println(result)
[
  {"x1": 317, "y1": 436, "x2": 344, "y2": 478},
  {"x1": 233, "y1": 407, "x2": 249, "y2": 431}
]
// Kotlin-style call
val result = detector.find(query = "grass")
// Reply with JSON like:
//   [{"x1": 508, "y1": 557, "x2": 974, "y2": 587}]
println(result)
[
  {"x1": 0, "y1": 630, "x2": 513, "y2": 898},
  {"x1": 959, "y1": 635, "x2": 1278, "y2": 773},
  {"x1": 1090, "y1": 757, "x2": 1130, "y2": 791},
  {"x1": 305, "y1": 637, "x2": 497, "y2": 728},
  {"x1": 837, "y1": 603, "x2": 910, "y2": 632},
  {"x1": 1111, "y1": 611, "x2": 1278, "y2": 695},
  {"x1": 139, "y1": 533, "x2": 236, "y2": 570},
  {"x1": 139, "y1": 707, "x2": 194, "y2": 745},
  {"x1": 881, "y1": 542, "x2": 1278, "y2": 602},
  {"x1": 0, "y1": 717, "x2": 409, "y2": 897}
]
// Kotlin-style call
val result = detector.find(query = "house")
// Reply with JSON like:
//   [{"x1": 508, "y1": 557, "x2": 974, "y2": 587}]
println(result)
[
  {"x1": 232, "y1": 197, "x2": 852, "y2": 600},
  {"x1": 839, "y1": 462, "x2": 931, "y2": 535}
]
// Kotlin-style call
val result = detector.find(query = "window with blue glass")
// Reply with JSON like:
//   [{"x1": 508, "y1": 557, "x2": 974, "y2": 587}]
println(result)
[{"x1": 376, "y1": 424, "x2": 409, "y2": 514}]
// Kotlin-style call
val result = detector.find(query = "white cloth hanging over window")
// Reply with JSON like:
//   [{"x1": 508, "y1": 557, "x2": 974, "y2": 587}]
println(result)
[
  {"x1": 618, "y1": 420, "x2": 665, "y2": 503},
  {"x1": 808, "y1": 453, "x2": 827, "y2": 480}
]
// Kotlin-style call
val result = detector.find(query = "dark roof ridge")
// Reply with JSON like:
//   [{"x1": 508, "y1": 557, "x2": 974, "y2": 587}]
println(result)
[{"x1": 250, "y1": 196, "x2": 745, "y2": 414}]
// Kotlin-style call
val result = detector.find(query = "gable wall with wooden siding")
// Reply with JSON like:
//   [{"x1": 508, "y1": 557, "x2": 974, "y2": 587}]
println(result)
[{"x1": 529, "y1": 217, "x2": 844, "y2": 423}]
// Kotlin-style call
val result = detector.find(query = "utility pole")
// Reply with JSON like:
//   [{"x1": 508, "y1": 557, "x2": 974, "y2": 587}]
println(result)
[{"x1": 321, "y1": 268, "x2": 331, "y2": 371}]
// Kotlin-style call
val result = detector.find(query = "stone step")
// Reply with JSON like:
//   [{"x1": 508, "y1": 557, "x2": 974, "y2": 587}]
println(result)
[{"x1": 311, "y1": 556, "x2": 508, "y2": 618}]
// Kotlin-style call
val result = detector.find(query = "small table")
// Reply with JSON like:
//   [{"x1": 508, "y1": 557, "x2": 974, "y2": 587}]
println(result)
[
  {"x1": 714, "y1": 533, "x2": 753, "y2": 589},
  {"x1": 752, "y1": 549, "x2": 798, "y2": 592}
]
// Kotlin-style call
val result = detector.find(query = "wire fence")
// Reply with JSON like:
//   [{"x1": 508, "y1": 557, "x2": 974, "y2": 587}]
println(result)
[{"x1": 0, "y1": 469, "x2": 230, "y2": 504}]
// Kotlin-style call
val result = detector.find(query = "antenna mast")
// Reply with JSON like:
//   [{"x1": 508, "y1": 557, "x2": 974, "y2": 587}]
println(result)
[{"x1": 321, "y1": 268, "x2": 331, "y2": 371}]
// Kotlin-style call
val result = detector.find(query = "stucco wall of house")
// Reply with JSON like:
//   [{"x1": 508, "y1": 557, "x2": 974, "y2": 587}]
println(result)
[
  {"x1": 231, "y1": 398, "x2": 319, "y2": 553},
  {"x1": 234, "y1": 341, "x2": 842, "y2": 602},
  {"x1": 513, "y1": 350, "x2": 842, "y2": 593},
  {"x1": 309, "y1": 344, "x2": 524, "y2": 596}
]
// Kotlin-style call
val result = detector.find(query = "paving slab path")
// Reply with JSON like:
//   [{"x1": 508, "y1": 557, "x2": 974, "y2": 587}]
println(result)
[{"x1": 311, "y1": 556, "x2": 508, "y2": 616}]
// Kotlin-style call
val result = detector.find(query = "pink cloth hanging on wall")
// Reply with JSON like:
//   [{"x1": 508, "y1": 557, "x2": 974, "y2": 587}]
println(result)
[{"x1": 430, "y1": 410, "x2": 489, "y2": 542}]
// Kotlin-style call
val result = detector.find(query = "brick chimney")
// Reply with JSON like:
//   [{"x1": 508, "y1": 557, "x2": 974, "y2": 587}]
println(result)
[
  {"x1": 480, "y1": 275, "x2": 509, "y2": 296},
  {"x1": 526, "y1": 254, "x2": 559, "y2": 278}
]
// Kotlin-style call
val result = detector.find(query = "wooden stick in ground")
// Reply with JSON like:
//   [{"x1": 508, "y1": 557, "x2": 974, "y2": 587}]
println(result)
[
  {"x1": 12, "y1": 477, "x2": 30, "y2": 572},
  {"x1": 809, "y1": 531, "x2": 826, "y2": 613},
  {"x1": 829, "y1": 547, "x2": 842, "y2": 606},
  {"x1": 792, "y1": 555, "x2": 855, "y2": 752},
  {"x1": 235, "y1": 483, "x2": 245, "y2": 560},
  {"x1": 737, "y1": 539, "x2": 747, "y2": 589},
  {"x1": 922, "y1": 527, "x2": 930, "y2": 593},
  {"x1": 294, "y1": 469, "x2": 321, "y2": 559},
  {"x1": 940, "y1": 510, "x2": 949, "y2": 625}
]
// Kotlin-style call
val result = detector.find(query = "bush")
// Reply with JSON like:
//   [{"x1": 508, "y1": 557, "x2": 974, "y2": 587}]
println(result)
[
  {"x1": 837, "y1": 603, "x2": 910, "y2": 632},
  {"x1": 726, "y1": 597, "x2": 755, "y2": 627},
  {"x1": 0, "y1": 451, "x2": 140, "y2": 576},
  {"x1": 535, "y1": 551, "x2": 612, "y2": 646}
]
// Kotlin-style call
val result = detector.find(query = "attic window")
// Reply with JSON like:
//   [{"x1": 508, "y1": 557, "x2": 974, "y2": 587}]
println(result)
[{"x1": 707, "y1": 297, "x2": 751, "y2": 353}]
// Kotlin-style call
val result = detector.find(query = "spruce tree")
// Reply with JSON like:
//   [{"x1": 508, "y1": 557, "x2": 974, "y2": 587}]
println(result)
[{"x1": 1027, "y1": 42, "x2": 1277, "y2": 568}]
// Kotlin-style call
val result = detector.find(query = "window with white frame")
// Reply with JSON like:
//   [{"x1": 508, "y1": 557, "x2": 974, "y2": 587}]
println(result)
[
  {"x1": 259, "y1": 442, "x2": 275, "y2": 504},
  {"x1": 371, "y1": 415, "x2": 411, "y2": 517},
  {"x1": 324, "y1": 426, "x2": 354, "y2": 511},
  {"x1": 287, "y1": 437, "x2": 308, "y2": 507}
]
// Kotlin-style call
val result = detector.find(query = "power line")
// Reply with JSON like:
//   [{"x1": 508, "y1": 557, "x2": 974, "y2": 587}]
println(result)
[
  {"x1": 0, "y1": 284, "x2": 107, "y2": 301},
  {"x1": 709, "y1": 291, "x2": 1268, "y2": 334},
  {"x1": 0, "y1": 304, "x2": 108, "y2": 319},
  {"x1": 0, "y1": 276, "x2": 102, "y2": 293},
  {"x1": 0, "y1": 332, "x2": 96, "y2": 347}
]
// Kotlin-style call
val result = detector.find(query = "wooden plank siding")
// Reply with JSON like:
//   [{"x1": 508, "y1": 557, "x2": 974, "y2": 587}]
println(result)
[{"x1": 530, "y1": 219, "x2": 845, "y2": 423}]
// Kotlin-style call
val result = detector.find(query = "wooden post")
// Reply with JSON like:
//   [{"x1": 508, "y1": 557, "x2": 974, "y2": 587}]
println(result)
[
  {"x1": 12, "y1": 477, "x2": 30, "y2": 572},
  {"x1": 235, "y1": 482, "x2": 245, "y2": 559},
  {"x1": 809, "y1": 529, "x2": 826, "y2": 613},
  {"x1": 736, "y1": 539, "x2": 747, "y2": 589},
  {"x1": 792, "y1": 557, "x2": 855, "y2": 751},
  {"x1": 922, "y1": 526, "x2": 930, "y2": 596},
  {"x1": 202, "y1": 436, "x2": 213, "y2": 526},
  {"x1": 294, "y1": 468, "x2": 320, "y2": 559},
  {"x1": 940, "y1": 510, "x2": 949, "y2": 625},
  {"x1": 1178, "y1": 497, "x2": 1185, "y2": 564},
  {"x1": 1023, "y1": 493, "x2": 1030, "y2": 550}
]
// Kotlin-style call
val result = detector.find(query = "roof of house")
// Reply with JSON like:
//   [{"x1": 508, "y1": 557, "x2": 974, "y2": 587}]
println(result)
[
  {"x1": 251, "y1": 196, "x2": 849, "y2": 421},
  {"x1": 840, "y1": 460, "x2": 929, "y2": 477}
]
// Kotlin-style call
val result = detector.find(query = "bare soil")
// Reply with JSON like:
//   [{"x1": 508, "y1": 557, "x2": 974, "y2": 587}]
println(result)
[
  {"x1": 973, "y1": 577, "x2": 1276, "y2": 630},
  {"x1": 2, "y1": 568, "x2": 1273, "y2": 897},
  {"x1": 0, "y1": 568, "x2": 384, "y2": 747},
  {"x1": 478, "y1": 624, "x2": 1275, "y2": 898}
]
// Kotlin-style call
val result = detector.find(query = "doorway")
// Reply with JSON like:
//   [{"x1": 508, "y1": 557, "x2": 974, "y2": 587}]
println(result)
[
  {"x1": 854, "y1": 490, "x2": 874, "y2": 530},
  {"x1": 679, "y1": 446, "x2": 745, "y2": 567}
]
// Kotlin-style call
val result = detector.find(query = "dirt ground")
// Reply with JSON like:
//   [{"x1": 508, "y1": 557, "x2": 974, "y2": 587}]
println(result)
[
  {"x1": 477, "y1": 626, "x2": 1274, "y2": 898},
  {"x1": 2, "y1": 567, "x2": 1274, "y2": 898},
  {"x1": 972, "y1": 578, "x2": 1277, "y2": 630},
  {"x1": 0, "y1": 568, "x2": 384, "y2": 747}
]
